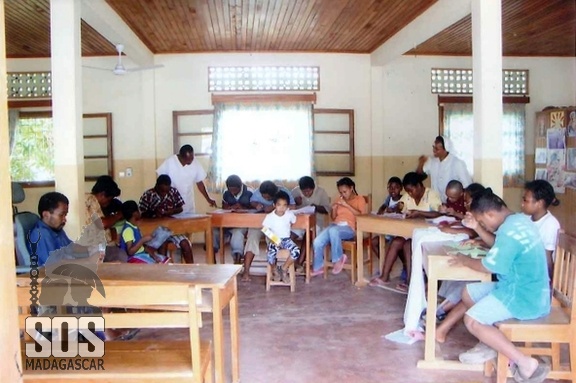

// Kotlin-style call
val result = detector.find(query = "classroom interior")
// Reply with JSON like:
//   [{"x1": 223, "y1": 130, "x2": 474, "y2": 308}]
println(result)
[{"x1": 1, "y1": 0, "x2": 575, "y2": 382}]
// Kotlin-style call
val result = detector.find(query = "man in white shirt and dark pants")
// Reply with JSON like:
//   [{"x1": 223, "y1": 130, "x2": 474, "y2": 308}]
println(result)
[
  {"x1": 416, "y1": 136, "x2": 472, "y2": 202},
  {"x1": 156, "y1": 145, "x2": 217, "y2": 213}
]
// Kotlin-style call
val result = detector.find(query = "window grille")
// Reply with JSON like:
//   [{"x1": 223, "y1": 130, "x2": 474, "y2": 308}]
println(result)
[
  {"x1": 8, "y1": 72, "x2": 52, "y2": 99},
  {"x1": 431, "y1": 68, "x2": 528, "y2": 95},
  {"x1": 208, "y1": 66, "x2": 319, "y2": 92}
]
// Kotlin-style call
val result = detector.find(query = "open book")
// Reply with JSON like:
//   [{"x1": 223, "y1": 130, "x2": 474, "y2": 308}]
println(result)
[{"x1": 145, "y1": 226, "x2": 174, "y2": 249}]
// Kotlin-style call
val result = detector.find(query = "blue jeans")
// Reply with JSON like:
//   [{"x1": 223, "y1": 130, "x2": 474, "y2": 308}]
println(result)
[{"x1": 313, "y1": 224, "x2": 355, "y2": 270}]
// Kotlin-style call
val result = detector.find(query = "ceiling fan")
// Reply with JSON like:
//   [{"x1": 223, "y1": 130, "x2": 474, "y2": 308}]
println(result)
[{"x1": 83, "y1": 44, "x2": 163, "y2": 75}]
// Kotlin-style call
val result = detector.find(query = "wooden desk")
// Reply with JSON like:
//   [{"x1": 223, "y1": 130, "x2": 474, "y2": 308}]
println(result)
[
  {"x1": 210, "y1": 212, "x2": 316, "y2": 283},
  {"x1": 18, "y1": 263, "x2": 242, "y2": 383},
  {"x1": 355, "y1": 215, "x2": 431, "y2": 286},
  {"x1": 139, "y1": 215, "x2": 214, "y2": 264},
  {"x1": 417, "y1": 242, "x2": 491, "y2": 371}
]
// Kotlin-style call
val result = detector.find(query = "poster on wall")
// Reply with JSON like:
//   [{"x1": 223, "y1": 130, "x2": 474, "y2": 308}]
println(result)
[
  {"x1": 535, "y1": 168, "x2": 547, "y2": 180},
  {"x1": 547, "y1": 128, "x2": 566, "y2": 149},
  {"x1": 536, "y1": 112, "x2": 548, "y2": 138},
  {"x1": 567, "y1": 148, "x2": 576, "y2": 171},
  {"x1": 547, "y1": 149, "x2": 565, "y2": 193},
  {"x1": 568, "y1": 111, "x2": 576, "y2": 137},
  {"x1": 564, "y1": 172, "x2": 576, "y2": 190},
  {"x1": 535, "y1": 148, "x2": 547, "y2": 164},
  {"x1": 550, "y1": 111, "x2": 565, "y2": 129}
]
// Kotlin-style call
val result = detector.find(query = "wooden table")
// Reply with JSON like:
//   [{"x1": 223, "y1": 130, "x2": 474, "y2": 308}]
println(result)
[
  {"x1": 19, "y1": 263, "x2": 242, "y2": 383},
  {"x1": 210, "y1": 212, "x2": 316, "y2": 283},
  {"x1": 417, "y1": 242, "x2": 491, "y2": 371},
  {"x1": 139, "y1": 215, "x2": 214, "y2": 264},
  {"x1": 355, "y1": 215, "x2": 431, "y2": 286}
]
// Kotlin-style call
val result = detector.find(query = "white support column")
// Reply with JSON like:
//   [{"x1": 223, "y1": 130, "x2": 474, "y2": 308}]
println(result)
[
  {"x1": 51, "y1": 0, "x2": 84, "y2": 239},
  {"x1": 472, "y1": 0, "x2": 503, "y2": 196},
  {"x1": 0, "y1": 0, "x2": 24, "y2": 380}
]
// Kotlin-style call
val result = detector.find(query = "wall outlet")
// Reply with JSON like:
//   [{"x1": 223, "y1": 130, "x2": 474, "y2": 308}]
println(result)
[
  {"x1": 126, "y1": 168, "x2": 133, "y2": 177},
  {"x1": 119, "y1": 171, "x2": 126, "y2": 177}
]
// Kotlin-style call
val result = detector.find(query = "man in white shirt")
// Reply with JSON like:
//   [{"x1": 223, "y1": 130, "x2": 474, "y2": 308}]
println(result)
[
  {"x1": 416, "y1": 136, "x2": 472, "y2": 202},
  {"x1": 156, "y1": 145, "x2": 217, "y2": 213}
]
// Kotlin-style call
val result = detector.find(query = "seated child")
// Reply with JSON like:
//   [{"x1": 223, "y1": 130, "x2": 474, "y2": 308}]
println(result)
[
  {"x1": 311, "y1": 177, "x2": 367, "y2": 276},
  {"x1": 119, "y1": 201, "x2": 169, "y2": 264},
  {"x1": 442, "y1": 189, "x2": 550, "y2": 381},
  {"x1": 262, "y1": 191, "x2": 300, "y2": 283},
  {"x1": 371, "y1": 176, "x2": 405, "y2": 278},
  {"x1": 439, "y1": 180, "x2": 467, "y2": 219},
  {"x1": 370, "y1": 172, "x2": 442, "y2": 292},
  {"x1": 214, "y1": 175, "x2": 253, "y2": 264},
  {"x1": 521, "y1": 179, "x2": 561, "y2": 278}
]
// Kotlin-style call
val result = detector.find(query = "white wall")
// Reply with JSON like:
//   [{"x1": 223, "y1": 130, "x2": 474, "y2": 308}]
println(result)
[{"x1": 372, "y1": 55, "x2": 576, "y2": 157}]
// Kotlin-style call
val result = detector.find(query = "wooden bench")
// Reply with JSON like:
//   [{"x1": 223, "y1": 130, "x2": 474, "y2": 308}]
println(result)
[{"x1": 17, "y1": 282, "x2": 213, "y2": 383}]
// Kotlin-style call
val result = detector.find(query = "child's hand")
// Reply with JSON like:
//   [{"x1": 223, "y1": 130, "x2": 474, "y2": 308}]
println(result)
[
  {"x1": 445, "y1": 207, "x2": 456, "y2": 216},
  {"x1": 439, "y1": 205, "x2": 448, "y2": 214},
  {"x1": 142, "y1": 235, "x2": 153, "y2": 243},
  {"x1": 439, "y1": 225, "x2": 456, "y2": 234},
  {"x1": 462, "y1": 212, "x2": 479, "y2": 230},
  {"x1": 294, "y1": 196, "x2": 303, "y2": 206},
  {"x1": 263, "y1": 205, "x2": 274, "y2": 213},
  {"x1": 448, "y1": 254, "x2": 467, "y2": 267},
  {"x1": 377, "y1": 207, "x2": 385, "y2": 215},
  {"x1": 405, "y1": 210, "x2": 421, "y2": 219}
]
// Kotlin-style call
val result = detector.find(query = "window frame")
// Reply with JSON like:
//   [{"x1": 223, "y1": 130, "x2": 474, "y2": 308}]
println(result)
[{"x1": 9, "y1": 110, "x2": 114, "y2": 187}]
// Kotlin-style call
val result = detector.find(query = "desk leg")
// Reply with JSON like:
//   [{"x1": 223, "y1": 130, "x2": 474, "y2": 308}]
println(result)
[
  {"x1": 230, "y1": 279, "x2": 240, "y2": 383},
  {"x1": 213, "y1": 289, "x2": 225, "y2": 383},
  {"x1": 205, "y1": 224, "x2": 214, "y2": 264},
  {"x1": 305, "y1": 224, "x2": 311, "y2": 284},
  {"x1": 220, "y1": 227, "x2": 225, "y2": 264},
  {"x1": 424, "y1": 276, "x2": 439, "y2": 362},
  {"x1": 378, "y1": 234, "x2": 385, "y2": 275},
  {"x1": 355, "y1": 229, "x2": 366, "y2": 287}
]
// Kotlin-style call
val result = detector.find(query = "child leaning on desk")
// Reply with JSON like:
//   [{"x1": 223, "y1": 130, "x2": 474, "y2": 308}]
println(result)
[
  {"x1": 262, "y1": 191, "x2": 300, "y2": 284},
  {"x1": 441, "y1": 189, "x2": 551, "y2": 381},
  {"x1": 119, "y1": 201, "x2": 170, "y2": 264}
]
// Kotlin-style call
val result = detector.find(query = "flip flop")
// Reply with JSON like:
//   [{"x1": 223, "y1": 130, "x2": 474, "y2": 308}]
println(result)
[
  {"x1": 369, "y1": 279, "x2": 408, "y2": 295},
  {"x1": 116, "y1": 328, "x2": 140, "y2": 341},
  {"x1": 513, "y1": 359, "x2": 550, "y2": 383}
]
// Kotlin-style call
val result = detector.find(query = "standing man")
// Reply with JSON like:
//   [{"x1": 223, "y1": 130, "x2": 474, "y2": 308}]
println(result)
[
  {"x1": 416, "y1": 135, "x2": 472, "y2": 202},
  {"x1": 156, "y1": 145, "x2": 217, "y2": 213}
]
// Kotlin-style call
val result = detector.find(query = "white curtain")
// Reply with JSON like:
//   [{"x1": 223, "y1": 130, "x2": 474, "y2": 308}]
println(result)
[
  {"x1": 211, "y1": 102, "x2": 313, "y2": 190},
  {"x1": 8, "y1": 109, "x2": 19, "y2": 154},
  {"x1": 443, "y1": 103, "x2": 525, "y2": 186}
]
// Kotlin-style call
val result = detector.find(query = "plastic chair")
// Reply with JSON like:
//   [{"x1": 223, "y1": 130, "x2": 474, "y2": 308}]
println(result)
[
  {"x1": 11, "y1": 182, "x2": 25, "y2": 216},
  {"x1": 13, "y1": 212, "x2": 40, "y2": 273},
  {"x1": 484, "y1": 230, "x2": 576, "y2": 382}
]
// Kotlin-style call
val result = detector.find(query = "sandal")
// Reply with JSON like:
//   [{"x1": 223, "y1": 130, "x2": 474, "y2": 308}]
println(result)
[{"x1": 513, "y1": 359, "x2": 550, "y2": 383}]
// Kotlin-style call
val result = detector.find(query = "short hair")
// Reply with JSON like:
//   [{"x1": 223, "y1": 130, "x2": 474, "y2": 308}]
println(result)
[
  {"x1": 259, "y1": 181, "x2": 278, "y2": 197},
  {"x1": 38, "y1": 192, "x2": 69, "y2": 216},
  {"x1": 446, "y1": 180, "x2": 464, "y2": 192},
  {"x1": 524, "y1": 180, "x2": 560, "y2": 208},
  {"x1": 387, "y1": 176, "x2": 402, "y2": 186},
  {"x1": 225, "y1": 175, "x2": 243, "y2": 189},
  {"x1": 336, "y1": 177, "x2": 357, "y2": 195},
  {"x1": 435, "y1": 136, "x2": 445, "y2": 150},
  {"x1": 273, "y1": 190, "x2": 290, "y2": 205},
  {"x1": 179, "y1": 145, "x2": 194, "y2": 156},
  {"x1": 464, "y1": 183, "x2": 486, "y2": 201},
  {"x1": 91, "y1": 175, "x2": 121, "y2": 197},
  {"x1": 298, "y1": 176, "x2": 315, "y2": 190},
  {"x1": 402, "y1": 172, "x2": 426, "y2": 188},
  {"x1": 121, "y1": 200, "x2": 139, "y2": 221},
  {"x1": 470, "y1": 188, "x2": 507, "y2": 213},
  {"x1": 156, "y1": 174, "x2": 172, "y2": 187}
]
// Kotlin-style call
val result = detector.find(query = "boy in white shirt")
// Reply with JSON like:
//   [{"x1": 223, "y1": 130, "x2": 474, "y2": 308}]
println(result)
[{"x1": 262, "y1": 191, "x2": 300, "y2": 283}]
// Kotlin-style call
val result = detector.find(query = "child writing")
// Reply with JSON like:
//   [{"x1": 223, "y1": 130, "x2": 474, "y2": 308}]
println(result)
[
  {"x1": 311, "y1": 177, "x2": 367, "y2": 276},
  {"x1": 521, "y1": 179, "x2": 561, "y2": 278},
  {"x1": 262, "y1": 191, "x2": 300, "y2": 283},
  {"x1": 372, "y1": 176, "x2": 404, "y2": 278},
  {"x1": 439, "y1": 180, "x2": 467, "y2": 219},
  {"x1": 445, "y1": 188, "x2": 550, "y2": 381},
  {"x1": 119, "y1": 200, "x2": 169, "y2": 264}
]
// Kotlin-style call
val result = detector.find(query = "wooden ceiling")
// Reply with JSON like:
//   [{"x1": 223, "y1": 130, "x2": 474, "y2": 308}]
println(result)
[
  {"x1": 104, "y1": 0, "x2": 437, "y2": 53},
  {"x1": 408, "y1": 0, "x2": 576, "y2": 57},
  {"x1": 3, "y1": 0, "x2": 575, "y2": 57},
  {"x1": 5, "y1": 0, "x2": 117, "y2": 58}
]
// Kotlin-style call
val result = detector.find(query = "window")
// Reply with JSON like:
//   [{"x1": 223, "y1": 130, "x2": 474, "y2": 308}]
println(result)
[
  {"x1": 9, "y1": 111, "x2": 114, "y2": 185},
  {"x1": 441, "y1": 103, "x2": 526, "y2": 186},
  {"x1": 208, "y1": 66, "x2": 320, "y2": 92},
  {"x1": 211, "y1": 102, "x2": 313, "y2": 187},
  {"x1": 431, "y1": 68, "x2": 529, "y2": 95}
]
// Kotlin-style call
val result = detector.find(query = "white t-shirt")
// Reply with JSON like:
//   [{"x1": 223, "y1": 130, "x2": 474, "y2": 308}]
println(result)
[
  {"x1": 530, "y1": 211, "x2": 561, "y2": 258},
  {"x1": 156, "y1": 155, "x2": 207, "y2": 213},
  {"x1": 262, "y1": 210, "x2": 297, "y2": 239},
  {"x1": 423, "y1": 153, "x2": 472, "y2": 202}
]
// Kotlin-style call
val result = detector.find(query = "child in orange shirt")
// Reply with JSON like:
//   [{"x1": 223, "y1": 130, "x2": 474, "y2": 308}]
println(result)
[{"x1": 311, "y1": 177, "x2": 367, "y2": 276}]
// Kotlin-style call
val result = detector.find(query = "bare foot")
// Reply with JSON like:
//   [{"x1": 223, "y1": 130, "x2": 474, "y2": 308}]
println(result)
[
  {"x1": 435, "y1": 330, "x2": 446, "y2": 343},
  {"x1": 241, "y1": 272, "x2": 251, "y2": 282},
  {"x1": 368, "y1": 277, "x2": 389, "y2": 287},
  {"x1": 516, "y1": 357, "x2": 539, "y2": 381}
]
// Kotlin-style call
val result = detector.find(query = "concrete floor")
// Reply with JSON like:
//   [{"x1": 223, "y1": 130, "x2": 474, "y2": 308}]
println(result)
[{"x1": 136, "y1": 245, "x2": 569, "y2": 383}]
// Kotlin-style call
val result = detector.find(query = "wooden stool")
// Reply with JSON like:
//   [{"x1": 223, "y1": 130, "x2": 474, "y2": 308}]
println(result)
[{"x1": 266, "y1": 249, "x2": 296, "y2": 292}]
